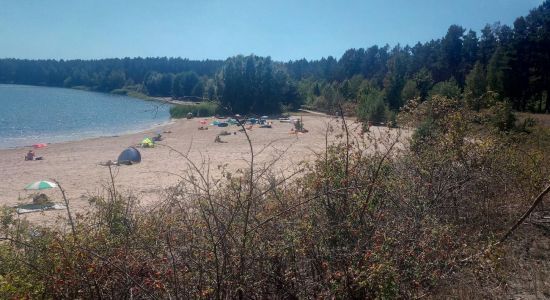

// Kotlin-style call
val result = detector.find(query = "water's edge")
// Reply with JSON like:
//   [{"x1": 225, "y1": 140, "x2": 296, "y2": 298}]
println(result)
[
  {"x1": 1, "y1": 119, "x2": 176, "y2": 151},
  {"x1": 0, "y1": 84, "x2": 174, "y2": 150}
]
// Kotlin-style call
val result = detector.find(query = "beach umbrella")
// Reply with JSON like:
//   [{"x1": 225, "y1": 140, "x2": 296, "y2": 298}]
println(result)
[
  {"x1": 24, "y1": 180, "x2": 57, "y2": 190},
  {"x1": 33, "y1": 143, "x2": 47, "y2": 149}
]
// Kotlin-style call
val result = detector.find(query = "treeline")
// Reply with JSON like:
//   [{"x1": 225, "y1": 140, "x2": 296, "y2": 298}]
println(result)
[
  {"x1": 293, "y1": 1, "x2": 550, "y2": 118},
  {"x1": 0, "y1": 57, "x2": 222, "y2": 95},
  {"x1": 1, "y1": 1, "x2": 550, "y2": 115}
]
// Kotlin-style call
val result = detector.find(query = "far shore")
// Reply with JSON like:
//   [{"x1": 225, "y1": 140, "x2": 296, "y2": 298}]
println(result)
[{"x1": 0, "y1": 114, "x2": 405, "y2": 226}]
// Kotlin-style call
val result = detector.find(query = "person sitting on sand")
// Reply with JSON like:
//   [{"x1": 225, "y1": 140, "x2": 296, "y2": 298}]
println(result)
[
  {"x1": 214, "y1": 135, "x2": 227, "y2": 143},
  {"x1": 25, "y1": 150, "x2": 35, "y2": 161},
  {"x1": 25, "y1": 150, "x2": 43, "y2": 161}
]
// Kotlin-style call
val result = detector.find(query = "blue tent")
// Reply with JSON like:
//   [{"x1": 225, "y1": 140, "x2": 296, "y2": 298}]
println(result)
[{"x1": 118, "y1": 147, "x2": 141, "y2": 165}]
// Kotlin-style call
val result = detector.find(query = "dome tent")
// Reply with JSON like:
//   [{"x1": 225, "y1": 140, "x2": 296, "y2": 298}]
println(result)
[{"x1": 117, "y1": 147, "x2": 141, "y2": 165}]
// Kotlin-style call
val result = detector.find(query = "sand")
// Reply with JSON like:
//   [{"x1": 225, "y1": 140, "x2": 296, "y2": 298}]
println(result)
[{"x1": 0, "y1": 114, "x2": 403, "y2": 225}]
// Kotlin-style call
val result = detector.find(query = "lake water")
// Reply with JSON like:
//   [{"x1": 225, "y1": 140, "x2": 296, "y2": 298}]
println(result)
[{"x1": 0, "y1": 84, "x2": 171, "y2": 149}]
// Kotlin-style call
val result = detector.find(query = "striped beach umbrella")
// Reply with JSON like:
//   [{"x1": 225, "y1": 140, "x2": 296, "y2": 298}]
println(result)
[{"x1": 24, "y1": 181, "x2": 58, "y2": 190}]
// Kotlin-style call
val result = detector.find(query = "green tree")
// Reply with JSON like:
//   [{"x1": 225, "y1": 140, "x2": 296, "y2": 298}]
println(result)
[
  {"x1": 144, "y1": 72, "x2": 174, "y2": 96},
  {"x1": 486, "y1": 47, "x2": 509, "y2": 97},
  {"x1": 313, "y1": 83, "x2": 321, "y2": 96},
  {"x1": 479, "y1": 24, "x2": 498, "y2": 65},
  {"x1": 219, "y1": 55, "x2": 290, "y2": 114},
  {"x1": 466, "y1": 64, "x2": 487, "y2": 96},
  {"x1": 464, "y1": 62, "x2": 487, "y2": 110},
  {"x1": 429, "y1": 78, "x2": 461, "y2": 99},
  {"x1": 191, "y1": 80, "x2": 205, "y2": 97},
  {"x1": 99, "y1": 70, "x2": 126, "y2": 92},
  {"x1": 462, "y1": 30, "x2": 479, "y2": 71},
  {"x1": 172, "y1": 71, "x2": 200, "y2": 98},
  {"x1": 413, "y1": 68, "x2": 434, "y2": 101},
  {"x1": 358, "y1": 88, "x2": 387, "y2": 124},
  {"x1": 384, "y1": 47, "x2": 407, "y2": 110},
  {"x1": 442, "y1": 25, "x2": 466, "y2": 83},
  {"x1": 401, "y1": 79, "x2": 420, "y2": 102}
]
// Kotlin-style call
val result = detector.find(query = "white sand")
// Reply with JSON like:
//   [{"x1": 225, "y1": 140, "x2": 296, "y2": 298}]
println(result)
[{"x1": 0, "y1": 114, "x2": 403, "y2": 225}]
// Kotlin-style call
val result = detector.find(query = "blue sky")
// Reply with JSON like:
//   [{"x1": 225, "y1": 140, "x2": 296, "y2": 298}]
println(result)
[{"x1": 0, "y1": 0, "x2": 543, "y2": 61}]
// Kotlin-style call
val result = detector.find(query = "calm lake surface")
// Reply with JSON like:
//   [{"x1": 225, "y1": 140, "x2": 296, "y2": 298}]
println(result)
[{"x1": 0, "y1": 84, "x2": 171, "y2": 149}]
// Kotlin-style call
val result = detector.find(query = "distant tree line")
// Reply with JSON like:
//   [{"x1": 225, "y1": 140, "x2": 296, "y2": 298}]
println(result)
[
  {"x1": 0, "y1": 57, "x2": 223, "y2": 97},
  {"x1": 1, "y1": 1, "x2": 550, "y2": 115}
]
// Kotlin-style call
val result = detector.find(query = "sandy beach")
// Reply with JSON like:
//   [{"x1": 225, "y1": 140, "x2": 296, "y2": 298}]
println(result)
[{"x1": 0, "y1": 114, "x2": 403, "y2": 225}]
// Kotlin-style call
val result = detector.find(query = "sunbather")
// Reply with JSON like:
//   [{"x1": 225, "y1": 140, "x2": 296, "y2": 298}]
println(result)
[{"x1": 152, "y1": 133, "x2": 163, "y2": 142}]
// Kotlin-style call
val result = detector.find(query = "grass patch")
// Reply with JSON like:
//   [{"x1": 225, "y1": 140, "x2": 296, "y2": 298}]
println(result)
[
  {"x1": 125, "y1": 90, "x2": 157, "y2": 101},
  {"x1": 110, "y1": 88, "x2": 157, "y2": 101},
  {"x1": 70, "y1": 85, "x2": 92, "y2": 91},
  {"x1": 170, "y1": 101, "x2": 220, "y2": 118}
]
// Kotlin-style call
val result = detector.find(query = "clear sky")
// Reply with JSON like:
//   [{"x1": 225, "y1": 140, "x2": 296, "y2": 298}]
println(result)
[{"x1": 0, "y1": 0, "x2": 543, "y2": 61}]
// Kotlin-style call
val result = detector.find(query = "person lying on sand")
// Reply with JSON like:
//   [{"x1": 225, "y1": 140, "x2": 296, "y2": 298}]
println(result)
[{"x1": 152, "y1": 133, "x2": 163, "y2": 142}]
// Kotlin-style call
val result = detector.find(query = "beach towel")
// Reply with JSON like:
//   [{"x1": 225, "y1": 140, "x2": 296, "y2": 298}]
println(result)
[{"x1": 15, "y1": 203, "x2": 67, "y2": 214}]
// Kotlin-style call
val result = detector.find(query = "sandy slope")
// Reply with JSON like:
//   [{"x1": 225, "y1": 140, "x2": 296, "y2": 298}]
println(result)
[{"x1": 0, "y1": 114, "x2": 404, "y2": 225}]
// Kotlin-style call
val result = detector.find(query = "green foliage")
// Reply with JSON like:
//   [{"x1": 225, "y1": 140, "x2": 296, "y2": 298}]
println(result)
[
  {"x1": 489, "y1": 101, "x2": 516, "y2": 131},
  {"x1": 411, "y1": 117, "x2": 437, "y2": 150},
  {"x1": 102, "y1": 69, "x2": 126, "y2": 92},
  {"x1": 314, "y1": 84, "x2": 344, "y2": 113},
  {"x1": 413, "y1": 68, "x2": 434, "y2": 101},
  {"x1": 172, "y1": 71, "x2": 202, "y2": 98},
  {"x1": 383, "y1": 49, "x2": 407, "y2": 110},
  {"x1": 429, "y1": 78, "x2": 462, "y2": 99},
  {"x1": 169, "y1": 101, "x2": 220, "y2": 118},
  {"x1": 358, "y1": 88, "x2": 388, "y2": 124},
  {"x1": 110, "y1": 88, "x2": 128, "y2": 95},
  {"x1": 401, "y1": 79, "x2": 420, "y2": 102},
  {"x1": 219, "y1": 55, "x2": 298, "y2": 114},
  {"x1": 442, "y1": 25, "x2": 466, "y2": 83},
  {"x1": 144, "y1": 72, "x2": 174, "y2": 96},
  {"x1": 464, "y1": 62, "x2": 487, "y2": 110},
  {"x1": 486, "y1": 47, "x2": 509, "y2": 98}
]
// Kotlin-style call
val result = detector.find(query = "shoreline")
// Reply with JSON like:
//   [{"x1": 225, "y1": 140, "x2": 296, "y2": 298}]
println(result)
[
  {"x1": 0, "y1": 83, "x2": 176, "y2": 150},
  {"x1": 1, "y1": 118, "x2": 176, "y2": 151}
]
